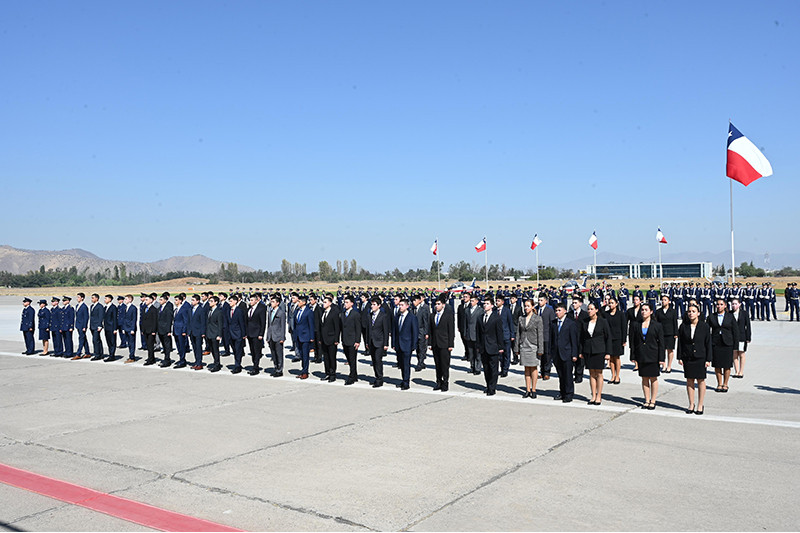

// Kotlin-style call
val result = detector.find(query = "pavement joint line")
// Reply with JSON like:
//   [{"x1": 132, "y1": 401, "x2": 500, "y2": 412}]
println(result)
[
  {"x1": 3, "y1": 351, "x2": 798, "y2": 430},
  {"x1": 5, "y1": 501, "x2": 76, "y2": 529},
  {"x1": 400, "y1": 407, "x2": 632, "y2": 531}
]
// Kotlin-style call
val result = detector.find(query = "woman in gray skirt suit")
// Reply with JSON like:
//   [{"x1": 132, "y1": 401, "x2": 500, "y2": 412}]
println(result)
[{"x1": 514, "y1": 299, "x2": 543, "y2": 398}]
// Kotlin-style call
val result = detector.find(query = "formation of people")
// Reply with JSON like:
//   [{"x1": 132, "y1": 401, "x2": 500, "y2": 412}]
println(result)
[{"x1": 16, "y1": 278, "x2": 770, "y2": 413}]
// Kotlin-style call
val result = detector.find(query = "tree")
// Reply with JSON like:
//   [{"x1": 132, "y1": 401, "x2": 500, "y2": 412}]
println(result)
[{"x1": 336, "y1": 260, "x2": 342, "y2": 275}]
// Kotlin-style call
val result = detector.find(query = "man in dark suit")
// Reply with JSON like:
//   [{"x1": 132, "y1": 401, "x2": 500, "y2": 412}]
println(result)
[
  {"x1": 429, "y1": 296, "x2": 455, "y2": 391},
  {"x1": 536, "y1": 295, "x2": 556, "y2": 380},
  {"x1": 319, "y1": 295, "x2": 342, "y2": 382},
  {"x1": 392, "y1": 298, "x2": 419, "y2": 390},
  {"x1": 101, "y1": 295, "x2": 117, "y2": 362},
  {"x1": 367, "y1": 296, "x2": 391, "y2": 388},
  {"x1": 140, "y1": 294, "x2": 159, "y2": 366},
  {"x1": 465, "y1": 295, "x2": 483, "y2": 375},
  {"x1": 456, "y1": 294, "x2": 469, "y2": 364},
  {"x1": 246, "y1": 293, "x2": 267, "y2": 375},
  {"x1": 340, "y1": 295, "x2": 361, "y2": 385},
  {"x1": 292, "y1": 295, "x2": 315, "y2": 379},
  {"x1": 205, "y1": 296, "x2": 224, "y2": 372},
  {"x1": 551, "y1": 303, "x2": 579, "y2": 402},
  {"x1": 218, "y1": 292, "x2": 231, "y2": 356},
  {"x1": 88, "y1": 293, "x2": 105, "y2": 360},
  {"x1": 412, "y1": 294, "x2": 430, "y2": 371},
  {"x1": 568, "y1": 296, "x2": 590, "y2": 382},
  {"x1": 359, "y1": 294, "x2": 371, "y2": 355},
  {"x1": 265, "y1": 294, "x2": 285, "y2": 377},
  {"x1": 308, "y1": 294, "x2": 324, "y2": 364},
  {"x1": 60, "y1": 296, "x2": 76, "y2": 358},
  {"x1": 171, "y1": 294, "x2": 191, "y2": 368},
  {"x1": 188, "y1": 294, "x2": 207, "y2": 370},
  {"x1": 73, "y1": 293, "x2": 90, "y2": 359},
  {"x1": 121, "y1": 295, "x2": 138, "y2": 362},
  {"x1": 156, "y1": 293, "x2": 174, "y2": 367},
  {"x1": 509, "y1": 294, "x2": 524, "y2": 365},
  {"x1": 138, "y1": 293, "x2": 149, "y2": 351},
  {"x1": 20, "y1": 298, "x2": 35, "y2": 355},
  {"x1": 226, "y1": 294, "x2": 246, "y2": 373},
  {"x1": 495, "y1": 295, "x2": 515, "y2": 378},
  {"x1": 476, "y1": 296, "x2": 504, "y2": 396}
]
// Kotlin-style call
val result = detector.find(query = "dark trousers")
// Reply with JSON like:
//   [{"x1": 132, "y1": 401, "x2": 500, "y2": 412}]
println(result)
[
  {"x1": 554, "y1": 356, "x2": 575, "y2": 399},
  {"x1": 314, "y1": 339, "x2": 324, "y2": 363},
  {"x1": 290, "y1": 330, "x2": 298, "y2": 351},
  {"x1": 175, "y1": 334, "x2": 188, "y2": 363},
  {"x1": 368, "y1": 344, "x2": 384, "y2": 381},
  {"x1": 190, "y1": 334, "x2": 204, "y2": 366},
  {"x1": 465, "y1": 339, "x2": 481, "y2": 372},
  {"x1": 61, "y1": 330, "x2": 73, "y2": 356},
  {"x1": 140, "y1": 330, "x2": 146, "y2": 349},
  {"x1": 343, "y1": 344, "x2": 358, "y2": 381},
  {"x1": 771, "y1": 302, "x2": 777, "y2": 319},
  {"x1": 118, "y1": 329, "x2": 127, "y2": 348},
  {"x1": 540, "y1": 341, "x2": 552, "y2": 376},
  {"x1": 124, "y1": 332, "x2": 136, "y2": 358},
  {"x1": 619, "y1": 299, "x2": 628, "y2": 313},
  {"x1": 416, "y1": 338, "x2": 427, "y2": 365},
  {"x1": 159, "y1": 333, "x2": 172, "y2": 360},
  {"x1": 77, "y1": 329, "x2": 89, "y2": 355},
  {"x1": 231, "y1": 338, "x2": 244, "y2": 368},
  {"x1": 247, "y1": 336, "x2": 263, "y2": 370},
  {"x1": 321, "y1": 342, "x2": 336, "y2": 377},
  {"x1": 500, "y1": 339, "x2": 512, "y2": 373},
  {"x1": 23, "y1": 330, "x2": 35, "y2": 353},
  {"x1": 221, "y1": 329, "x2": 231, "y2": 354},
  {"x1": 790, "y1": 301, "x2": 800, "y2": 321},
  {"x1": 51, "y1": 330, "x2": 63, "y2": 355},
  {"x1": 432, "y1": 346, "x2": 451, "y2": 389},
  {"x1": 396, "y1": 348, "x2": 412, "y2": 386},
  {"x1": 104, "y1": 329, "x2": 116, "y2": 357},
  {"x1": 208, "y1": 337, "x2": 220, "y2": 366},
  {"x1": 145, "y1": 332, "x2": 157, "y2": 362},
  {"x1": 296, "y1": 340, "x2": 311, "y2": 374},
  {"x1": 91, "y1": 329, "x2": 103, "y2": 356},
  {"x1": 760, "y1": 301, "x2": 770, "y2": 321},
  {"x1": 268, "y1": 339, "x2": 283, "y2": 372},
  {"x1": 574, "y1": 352, "x2": 585, "y2": 380},
  {"x1": 481, "y1": 352, "x2": 500, "y2": 393}
]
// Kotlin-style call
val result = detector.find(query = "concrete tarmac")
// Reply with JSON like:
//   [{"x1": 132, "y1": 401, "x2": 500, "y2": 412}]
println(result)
[{"x1": 1, "y1": 296, "x2": 799, "y2": 531}]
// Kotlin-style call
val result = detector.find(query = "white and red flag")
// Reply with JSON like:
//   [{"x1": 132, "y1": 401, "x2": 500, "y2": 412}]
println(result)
[
  {"x1": 727, "y1": 123, "x2": 773, "y2": 186},
  {"x1": 530, "y1": 234, "x2": 542, "y2": 251},
  {"x1": 656, "y1": 228, "x2": 667, "y2": 244},
  {"x1": 588, "y1": 231, "x2": 598, "y2": 250},
  {"x1": 475, "y1": 237, "x2": 486, "y2": 253},
  {"x1": 430, "y1": 240, "x2": 438, "y2": 255}
]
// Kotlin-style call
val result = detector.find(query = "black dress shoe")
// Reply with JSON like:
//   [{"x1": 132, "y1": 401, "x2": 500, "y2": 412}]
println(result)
[
  {"x1": 90, "y1": 355, "x2": 103, "y2": 361},
  {"x1": 500, "y1": 371, "x2": 508, "y2": 378},
  {"x1": 372, "y1": 380, "x2": 383, "y2": 388},
  {"x1": 413, "y1": 365, "x2": 422, "y2": 372},
  {"x1": 272, "y1": 371, "x2": 283, "y2": 377},
  {"x1": 433, "y1": 384, "x2": 441, "y2": 391},
  {"x1": 247, "y1": 369, "x2": 260, "y2": 376},
  {"x1": 400, "y1": 384, "x2": 409, "y2": 390},
  {"x1": 473, "y1": 370, "x2": 481, "y2": 375},
  {"x1": 314, "y1": 358, "x2": 323, "y2": 364},
  {"x1": 441, "y1": 386, "x2": 448, "y2": 392},
  {"x1": 231, "y1": 367, "x2": 242, "y2": 374},
  {"x1": 208, "y1": 365, "x2": 221, "y2": 373},
  {"x1": 487, "y1": 390, "x2": 496, "y2": 396},
  {"x1": 320, "y1": 375, "x2": 329, "y2": 381},
  {"x1": 328, "y1": 376, "x2": 336, "y2": 382},
  {"x1": 143, "y1": 359, "x2": 156, "y2": 366},
  {"x1": 694, "y1": 408, "x2": 704, "y2": 415},
  {"x1": 103, "y1": 356, "x2": 115, "y2": 362},
  {"x1": 685, "y1": 406, "x2": 695, "y2": 414},
  {"x1": 530, "y1": 391, "x2": 537, "y2": 399},
  {"x1": 173, "y1": 362, "x2": 187, "y2": 369},
  {"x1": 562, "y1": 397, "x2": 572, "y2": 403},
  {"x1": 159, "y1": 360, "x2": 173, "y2": 368},
  {"x1": 554, "y1": 395, "x2": 563, "y2": 401},
  {"x1": 344, "y1": 379, "x2": 356, "y2": 385},
  {"x1": 574, "y1": 377, "x2": 583, "y2": 383}
]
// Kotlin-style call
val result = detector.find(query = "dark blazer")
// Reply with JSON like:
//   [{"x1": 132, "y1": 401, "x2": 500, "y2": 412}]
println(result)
[
  {"x1": 89, "y1": 303, "x2": 104, "y2": 330},
  {"x1": 103, "y1": 303, "x2": 117, "y2": 331},
  {"x1": 173, "y1": 301, "x2": 191, "y2": 335},
  {"x1": 50, "y1": 306, "x2": 62, "y2": 332},
  {"x1": 312, "y1": 304, "x2": 324, "y2": 339},
  {"x1": 734, "y1": 309, "x2": 752, "y2": 343},
  {"x1": 456, "y1": 302, "x2": 467, "y2": 337},
  {"x1": 157, "y1": 301, "x2": 174, "y2": 335},
  {"x1": 605, "y1": 309, "x2": 627, "y2": 342},
  {"x1": 205, "y1": 306, "x2": 224, "y2": 338},
  {"x1": 580, "y1": 317, "x2": 613, "y2": 355},
  {"x1": 415, "y1": 302, "x2": 430, "y2": 340},
  {"x1": 495, "y1": 305, "x2": 514, "y2": 341},
  {"x1": 341, "y1": 307, "x2": 361, "y2": 345},
  {"x1": 266, "y1": 305, "x2": 286, "y2": 342},
  {"x1": 676, "y1": 321, "x2": 713, "y2": 363},
  {"x1": 21, "y1": 306, "x2": 35, "y2": 331},
  {"x1": 359, "y1": 301, "x2": 371, "y2": 331},
  {"x1": 61, "y1": 305, "x2": 76, "y2": 332},
  {"x1": 654, "y1": 306, "x2": 678, "y2": 338},
  {"x1": 550, "y1": 317, "x2": 579, "y2": 361},
  {"x1": 246, "y1": 302, "x2": 267, "y2": 338},
  {"x1": 293, "y1": 305, "x2": 315, "y2": 343},
  {"x1": 75, "y1": 302, "x2": 89, "y2": 329},
  {"x1": 392, "y1": 311, "x2": 419, "y2": 354},
  {"x1": 319, "y1": 307, "x2": 342, "y2": 345},
  {"x1": 189, "y1": 304, "x2": 207, "y2": 337},
  {"x1": 476, "y1": 310, "x2": 504, "y2": 355},
  {"x1": 630, "y1": 320, "x2": 665, "y2": 365},
  {"x1": 510, "y1": 301, "x2": 524, "y2": 328},
  {"x1": 567, "y1": 307, "x2": 589, "y2": 324},
  {"x1": 122, "y1": 304, "x2": 137, "y2": 333},
  {"x1": 116, "y1": 304, "x2": 126, "y2": 331},
  {"x1": 368, "y1": 309, "x2": 391, "y2": 348},
  {"x1": 625, "y1": 306, "x2": 642, "y2": 345},
  {"x1": 229, "y1": 305, "x2": 246, "y2": 339},
  {"x1": 429, "y1": 307, "x2": 455, "y2": 350},
  {"x1": 707, "y1": 312, "x2": 739, "y2": 347},
  {"x1": 38, "y1": 307, "x2": 51, "y2": 332},
  {"x1": 536, "y1": 305, "x2": 556, "y2": 345},
  {"x1": 141, "y1": 305, "x2": 159, "y2": 335}
]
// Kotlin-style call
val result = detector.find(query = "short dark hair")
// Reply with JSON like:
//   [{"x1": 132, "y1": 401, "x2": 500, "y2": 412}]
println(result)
[{"x1": 191, "y1": 294, "x2": 201, "y2": 302}]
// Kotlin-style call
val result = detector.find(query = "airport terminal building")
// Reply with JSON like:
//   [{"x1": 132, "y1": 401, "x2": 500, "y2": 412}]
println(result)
[{"x1": 587, "y1": 262, "x2": 713, "y2": 279}]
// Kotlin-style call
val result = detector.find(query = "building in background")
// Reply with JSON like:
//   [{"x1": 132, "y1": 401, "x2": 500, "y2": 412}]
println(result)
[{"x1": 587, "y1": 262, "x2": 713, "y2": 279}]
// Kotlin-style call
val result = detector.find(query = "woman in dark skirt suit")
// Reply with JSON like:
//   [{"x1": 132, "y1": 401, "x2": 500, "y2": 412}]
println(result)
[
  {"x1": 677, "y1": 303, "x2": 712, "y2": 415},
  {"x1": 655, "y1": 294, "x2": 678, "y2": 373},
  {"x1": 730, "y1": 298, "x2": 752, "y2": 379},
  {"x1": 605, "y1": 297, "x2": 626, "y2": 384},
  {"x1": 630, "y1": 303, "x2": 664, "y2": 409},
  {"x1": 578, "y1": 303, "x2": 613, "y2": 405},
  {"x1": 707, "y1": 298, "x2": 739, "y2": 393},
  {"x1": 37, "y1": 300, "x2": 51, "y2": 355}
]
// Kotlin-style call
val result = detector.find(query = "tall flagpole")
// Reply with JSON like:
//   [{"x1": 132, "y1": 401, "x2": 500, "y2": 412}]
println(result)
[
  {"x1": 593, "y1": 248, "x2": 597, "y2": 282},
  {"x1": 436, "y1": 237, "x2": 441, "y2": 291},
  {"x1": 658, "y1": 234, "x2": 663, "y2": 287},
  {"x1": 485, "y1": 237, "x2": 489, "y2": 289},
  {"x1": 730, "y1": 180, "x2": 736, "y2": 284},
  {"x1": 536, "y1": 247, "x2": 540, "y2": 285}
]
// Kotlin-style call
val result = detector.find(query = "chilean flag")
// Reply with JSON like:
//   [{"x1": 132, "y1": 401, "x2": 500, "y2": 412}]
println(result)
[
  {"x1": 588, "y1": 231, "x2": 598, "y2": 250},
  {"x1": 475, "y1": 237, "x2": 486, "y2": 253},
  {"x1": 530, "y1": 234, "x2": 542, "y2": 251},
  {"x1": 430, "y1": 240, "x2": 438, "y2": 255},
  {"x1": 656, "y1": 227, "x2": 667, "y2": 244},
  {"x1": 727, "y1": 123, "x2": 773, "y2": 186}
]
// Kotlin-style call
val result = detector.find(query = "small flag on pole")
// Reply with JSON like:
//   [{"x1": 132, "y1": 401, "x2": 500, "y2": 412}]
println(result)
[
  {"x1": 656, "y1": 228, "x2": 667, "y2": 244},
  {"x1": 430, "y1": 240, "x2": 438, "y2": 255},
  {"x1": 727, "y1": 123, "x2": 773, "y2": 186},
  {"x1": 588, "y1": 231, "x2": 598, "y2": 250},
  {"x1": 475, "y1": 237, "x2": 487, "y2": 253},
  {"x1": 530, "y1": 234, "x2": 542, "y2": 250}
]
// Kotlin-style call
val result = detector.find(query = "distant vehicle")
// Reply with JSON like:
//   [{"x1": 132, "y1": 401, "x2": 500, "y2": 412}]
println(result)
[{"x1": 448, "y1": 278, "x2": 478, "y2": 294}]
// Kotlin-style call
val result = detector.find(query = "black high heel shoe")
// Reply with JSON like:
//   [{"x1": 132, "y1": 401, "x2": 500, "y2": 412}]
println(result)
[
  {"x1": 685, "y1": 406, "x2": 695, "y2": 414},
  {"x1": 694, "y1": 408, "x2": 704, "y2": 415}
]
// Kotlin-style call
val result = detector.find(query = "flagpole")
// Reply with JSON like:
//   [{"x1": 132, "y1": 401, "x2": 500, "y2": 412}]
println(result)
[
  {"x1": 485, "y1": 237, "x2": 489, "y2": 289},
  {"x1": 593, "y1": 248, "x2": 597, "y2": 282},
  {"x1": 536, "y1": 247, "x2": 540, "y2": 285},
  {"x1": 658, "y1": 236, "x2": 663, "y2": 287},
  {"x1": 730, "y1": 180, "x2": 736, "y2": 284},
  {"x1": 436, "y1": 237, "x2": 441, "y2": 291}
]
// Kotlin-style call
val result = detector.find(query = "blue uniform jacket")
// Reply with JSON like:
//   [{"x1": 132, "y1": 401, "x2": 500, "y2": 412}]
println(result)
[
  {"x1": 21, "y1": 306, "x2": 35, "y2": 331},
  {"x1": 294, "y1": 306, "x2": 315, "y2": 343},
  {"x1": 228, "y1": 305, "x2": 246, "y2": 339},
  {"x1": 496, "y1": 305, "x2": 514, "y2": 341},
  {"x1": 392, "y1": 311, "x2": 419, "y2": 354},
  {"x1": 38, "y1": 307, "x2": 51, "y2": 331},
  {"x1": 189, "y1": 305, "x2": 207, "y2": 337},
  {"x1": 89, "y1": 303, "x2": 104, "y2": 330},
  {"x1": 60, "y1": 305, "x2": 75, "y2": 332},
  {"x1": 122, "y1": 304, "x2": 138, "y2": 332},
  {"x1": 173, "y1": 301, "x2": 192, "y2": 335},
  {"x1": 75, "y1": 302, "x2": 89, "y2": 329}
]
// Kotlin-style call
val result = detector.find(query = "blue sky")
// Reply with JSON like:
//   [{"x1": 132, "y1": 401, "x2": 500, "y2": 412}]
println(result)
[{"x1": 2, "y1": 0, "x2": 797, "y2": 272}]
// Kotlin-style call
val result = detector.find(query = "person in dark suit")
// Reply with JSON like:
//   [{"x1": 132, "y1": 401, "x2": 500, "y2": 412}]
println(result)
[
  {"x1": 60, "y1": 295, "x2": 75, "y2": 358},
  {"x1": 509, "y1": 294, "x2": 524, "y2": 365},
  {"x1": 413, "y1": 294, "x2": 430, "y2": 371},
  {"x1": 392, "y1": 298, "x2": 419, "y2": 390},
  {"x1": 367, "y1": 296, "x2": 391, "y2": 388},
  {"x1": 188, "y1": 294, "x2": 207, "y2": 370},
  {"x1": 20, "y1": 298, "x2": 35, "y2": 355},
  {"x1": 205, "y1": 296, "x2": 224, "y2": 372},
  {"x1": 515, "y1": 299, "x2": 543, "y2": 398},
  {"x1": 465, "y1": 295, "x2": 483, "y2": 375},
  {"x1": 319, "y1": 295, "x2": 342, "y2": 382},
  {"x1": 654, "y1": 294, "x2": 678, "y2": 373},
  {"x1": 730, "y1": 298, "x2": 752, "y2": 379},
  {"x1": 37, "y1": 299, "x2": 51, "y2": 355},
  {"x1": 476, "y1": 296, "x2": 505, "y2": 396},
  {"x1": 171, "y1": 294, "x2": 191, "y2": 368},
  {"x1": 551, "y1": 303, "x2": 579, "y2": 402},
  {"x1": 567, "y1": 296, "x2": 589, "y2": 382},
  {"x1": 536, "y1": 295, "x2": 556, "y2": 380},
  {"x1": 307, "y1": 294, "x2": 324, "y2": 364},
  {"x1": 604, "y1": 297, "x2": 626, "y2": 384},
  {"x1": 707, "y1": 298, "x2": 739, "y2": 392},
  {"x1": 578, "y1": 303, "x2": 613, "y2": 405},
  {"x1": 429, "y1": 296, "x2": 455, "y2": 391},
  {"x1": 73, "y1": 293, "x2": 90, "y2": 358},
  {"x1": 140, "y1": 294, "x2": 159, "y2": 366},
  {"x1": 677, "y1": 303, "x2": 713, "y2": 415},
  {"x1": 494, "y1": 296, "x2": 515, "y2": 378},
  {"x1": 155, "y1": 293, "x2": 174, "y2": 366},
  {"x1": 88, "y1": 293, "x2": 105, "y2": 360},
  {"x1": 630, "y1": 303, "x2": 665, "y2": 409},
  {"x1": 115, "y1": 296, "x2": 127, "y2": 349},
  {"x1": 246, "y1": 293, "x2": 268, "y2": 375},
  {"x1": 293, "y1": 295, "x2": 315, "y2": 379},
  {"x1": 101, "y1": 295, "x2": 117, "y2": 362},
  {"x1": 227, "y1": 294, "x2": 247, "y2": 373},
  {"x1": 49, "y1": 298, "x2": 63, "y2": 356},
  {"x1": 456, "y1": 293, "x2": 469, "y2": 362},
  {"x1": 121, "y1": 295, "x2": 138, "y2": 362},
  {"x1": 266, "y1": 294, "x2": 286, "y2": 377},
  {"x1": 218, "y1": 292, "x2": 231, "y2": 356},
  {"x1": 139, "y1": 293, "x2": 149, "y2": 351},
  {"x1": 340, "y1": 295, "x2": 361, "y2": 385},
  {"x1": 625, "y1": 295, "x2": 643, "y2": 370}
]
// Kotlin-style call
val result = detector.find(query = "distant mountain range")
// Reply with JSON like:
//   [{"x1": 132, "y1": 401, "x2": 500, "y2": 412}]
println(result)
[
  {"x1": 556, "y1": 250, "x2": 800, "y2": 271},
  {"x1": 0, "y1": 245, "x2": 255, "y2": 275}
]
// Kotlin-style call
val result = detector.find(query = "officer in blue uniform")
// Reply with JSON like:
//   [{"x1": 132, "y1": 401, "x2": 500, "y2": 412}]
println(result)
[
  {"x1": 116, "y1": 296, "x2": 127, "y2": 348},
  {"x1": 20, "y1": 297, "x2": 35, "y2": 355},
  {"x1": 37, "y1": 299, "x2": 51, "y2": 355},
  {"x1": 618, "y1": 283, "x2": 629, "y2": 312},
  {"x1": 768, "y1": 283, "x2": 777, "y2": 320},
  {"x1": 646, "y1": 285, "x2": 657, "y2": 311},
  {"x1": 758, "y1": 283, "x2": 770, "y2": 321},
  {"x1": 49, "y1": 298, "x2": 63, "y2": 356},
  {"x1": 60, "y1": 295, "x2": 76, "y2": 357},
  {"x1": 788, "y1": 283, "x2": 800, "y2": 321}
]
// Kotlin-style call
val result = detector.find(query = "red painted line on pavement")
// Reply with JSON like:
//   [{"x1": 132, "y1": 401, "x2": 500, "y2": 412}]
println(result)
[{"x1": 0, "y1": 463, "x2": 243, "y2": 532}]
